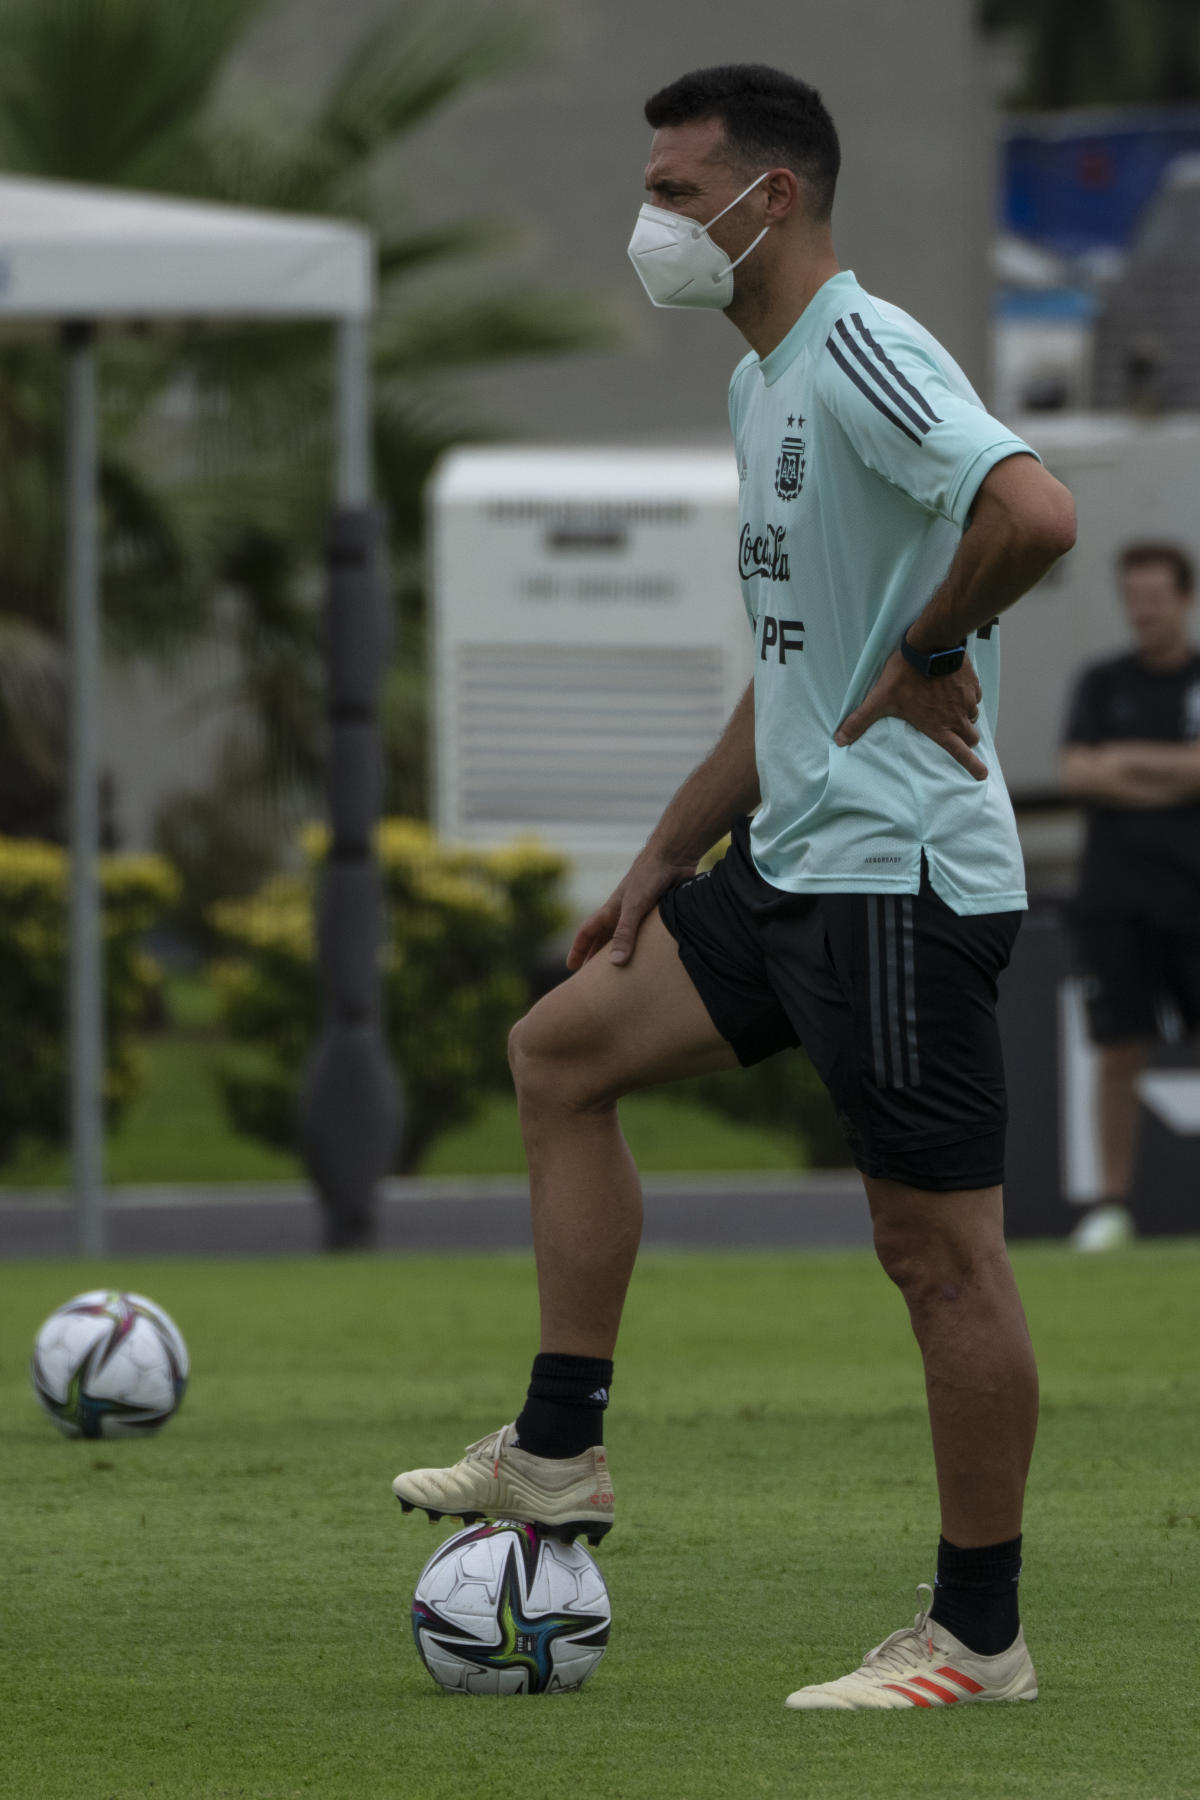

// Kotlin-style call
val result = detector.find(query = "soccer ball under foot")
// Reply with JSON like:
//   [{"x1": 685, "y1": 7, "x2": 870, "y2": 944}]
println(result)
[
  {"x1": 30, "y1": 1290, "x2": 189, "y2": 1438},
  {"x1": 412, "y1": 1520, "x2": 611, "y2": 1694}
]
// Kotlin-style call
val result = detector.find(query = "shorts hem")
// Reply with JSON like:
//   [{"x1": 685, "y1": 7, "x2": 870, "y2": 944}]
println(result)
[
  {"x1": 853, "y1": 1124, "x2": 1007, "y2": 1193},
  {"x1": 854, "y1": 1155, "x2": 1006, "y2": 1194},
  {"x1": 1084, "y1": 1020, "x2": 1158, "y2": 1047}
]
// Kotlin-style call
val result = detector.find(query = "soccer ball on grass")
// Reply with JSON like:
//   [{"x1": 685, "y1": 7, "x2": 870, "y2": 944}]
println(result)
[
  {"x1": 412, "y1": 1520, "x2": 611, "y2": 1694},
  {"x1": 30, "y1": 1290, "x2": 189, "y2": 1438}
]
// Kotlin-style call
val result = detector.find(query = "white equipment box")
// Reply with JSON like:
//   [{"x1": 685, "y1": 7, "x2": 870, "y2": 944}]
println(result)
[{"x1": 429, "y1": 447, "x2": 751, "y2": 914}]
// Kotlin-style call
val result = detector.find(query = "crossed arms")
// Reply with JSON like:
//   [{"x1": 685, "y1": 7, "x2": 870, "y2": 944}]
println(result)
[{"x1": 1059, "y1": 740, "x2": 1200, "y2": 809}]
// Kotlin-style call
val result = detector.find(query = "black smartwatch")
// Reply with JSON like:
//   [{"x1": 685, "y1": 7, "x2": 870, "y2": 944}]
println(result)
[{"x1": 899, "y1": 625, "x2": 967, "y2": 679}]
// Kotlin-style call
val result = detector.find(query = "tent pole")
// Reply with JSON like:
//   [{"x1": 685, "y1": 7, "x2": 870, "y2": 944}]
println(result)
[
  {"x1": 335, "y1": 316, "x2": 370, "y2": 506},
  {"x1": 64, "y1": 320, "x2": 105, "y2": 1257}
]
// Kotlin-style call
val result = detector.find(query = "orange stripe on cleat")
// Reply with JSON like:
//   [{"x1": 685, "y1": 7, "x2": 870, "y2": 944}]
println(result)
[
  {"x1": 907, "y1": 1676, "x2": 960, "y2": 1703},
  {"x1": 935, "y1": 1665, "x2": 985, "y2": 1695},
  {"x1": 883, "y1": 1684, "x2": 932, "y2": 1706}
]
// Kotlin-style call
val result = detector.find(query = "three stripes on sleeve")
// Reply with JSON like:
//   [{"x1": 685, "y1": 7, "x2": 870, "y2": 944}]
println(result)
[{"x1": 826, "y1": 313, "x2": 943, "y2": 447}]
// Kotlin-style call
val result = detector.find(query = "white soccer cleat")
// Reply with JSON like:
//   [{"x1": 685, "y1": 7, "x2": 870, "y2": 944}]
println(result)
[
  {"x1": 392, "y1": 1422, "x2": 614, "y2": 1546},
  {"x1": 785, "y1": 1585, "x2": 1038, "y2": 1710},
  {"x1": 1070, "y1": 1203, "x2": 1135, "y2": 1252}
]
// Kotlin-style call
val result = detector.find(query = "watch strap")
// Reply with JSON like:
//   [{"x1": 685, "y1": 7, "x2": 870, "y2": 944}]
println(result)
[{"x1": 899, "y1": 626, "x2": 967, "y2": 678}]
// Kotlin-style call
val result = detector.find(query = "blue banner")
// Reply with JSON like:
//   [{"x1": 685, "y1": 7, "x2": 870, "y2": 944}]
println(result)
[{"x1": 1003, "y1": 105, "x2": 1200, "y2": 255}]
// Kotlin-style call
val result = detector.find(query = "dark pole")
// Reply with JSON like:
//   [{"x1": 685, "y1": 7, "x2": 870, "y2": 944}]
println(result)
[{"x1": 300, "y1": 318, "x2": 400, "y2": 1248}]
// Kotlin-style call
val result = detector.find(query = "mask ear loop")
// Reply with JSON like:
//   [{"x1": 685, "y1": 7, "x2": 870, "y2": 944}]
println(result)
[
  {"x1": 690, "y1": 172, "x2": 772, "y2": 280},
  {"x1": 726, "y1": 225, "x2": 770, "y2": 273},
  {"x1": 693, "y1": 170, "x2": 771, "y2": 236}
]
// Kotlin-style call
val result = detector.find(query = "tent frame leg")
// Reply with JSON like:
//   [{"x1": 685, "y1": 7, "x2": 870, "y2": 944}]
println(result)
[
  {"x1": 335, "y1": 316, "x2": 370, "y2": 508},
  {"x1": 64, "y1": 319, "x2": 105, "y2": 1257}
]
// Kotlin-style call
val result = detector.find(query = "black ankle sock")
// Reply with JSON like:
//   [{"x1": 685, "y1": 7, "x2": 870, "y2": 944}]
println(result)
[
  {"x1": 513, "y1": 1353, "x2": 612, "y2": 1459},
  {"x1": 928, "y1": 1534, "x2": 1022, "y2": 1656}
]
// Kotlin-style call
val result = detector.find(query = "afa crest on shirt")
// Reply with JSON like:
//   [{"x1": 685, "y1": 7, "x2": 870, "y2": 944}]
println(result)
[{"x1": 774, "y1": 426, "x2": 806, "y2": 501}]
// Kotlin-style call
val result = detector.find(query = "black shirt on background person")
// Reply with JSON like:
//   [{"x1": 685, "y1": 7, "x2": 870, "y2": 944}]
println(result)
[{"x1": 1064, "y1": 648, "x2": 1200, "y2": 929}]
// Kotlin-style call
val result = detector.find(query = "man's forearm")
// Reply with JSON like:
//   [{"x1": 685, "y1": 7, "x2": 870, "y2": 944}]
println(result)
[
  {"x1": 1120, "y1": 741, "x2": 1200, "y2": 798},
  {"x1": 568, "y1": 683, "x2": 759, "y2": 968},
  {"x1": 1059, "y1": 758, "x2": 1156, "y2": 806},
  {"x1": 1059, "y1": 743, "x2": 1198, "y2": 807},
  {"x1": 1060, "y1": 746, "x2": 1125, "y2": 802},
  {"x1": 646, "y1": 681, "x2": 759, "y2": 864},
  {"x1": 907, "y1": 454, "x2": 1076, "y2": 653}
]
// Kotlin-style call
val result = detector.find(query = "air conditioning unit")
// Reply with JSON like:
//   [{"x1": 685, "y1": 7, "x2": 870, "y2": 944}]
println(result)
[{"x1": 429, "y1": 446, "x2": 750, "y2": 915}]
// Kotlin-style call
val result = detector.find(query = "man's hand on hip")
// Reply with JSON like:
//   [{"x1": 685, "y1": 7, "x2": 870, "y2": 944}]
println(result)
[
  {"x1": 566, "y1": 848, "x2": 698, "y2": 970},
  {"x1": 835, "y1": 649, "x2": 987, "y2": 781}
]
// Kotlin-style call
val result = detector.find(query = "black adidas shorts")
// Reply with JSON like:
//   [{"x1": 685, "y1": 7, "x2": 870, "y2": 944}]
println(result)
[
  {"x1": 658, "y1": 819, "x2": 1022, "y2": 1193},
  {"x1": 1069, "y1": 908, "x2": 1200, "y2": 1044}
]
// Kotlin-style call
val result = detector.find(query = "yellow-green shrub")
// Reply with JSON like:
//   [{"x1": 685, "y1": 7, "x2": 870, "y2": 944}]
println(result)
[
  {"x1": 211, "y1": 820, "x2": 570, "y2": 1172},
  {"x1": 0, "y1": 837, "x2": 179, "y2": 1167}
]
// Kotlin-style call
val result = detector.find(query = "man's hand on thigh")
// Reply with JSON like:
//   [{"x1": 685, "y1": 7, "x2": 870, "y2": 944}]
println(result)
[
  {"x1": 567, "y1": 847, "x2": 700, "y2": 971},
  {"x1": 518, "y1": 909, "x2": 737, "y2": 1106}
]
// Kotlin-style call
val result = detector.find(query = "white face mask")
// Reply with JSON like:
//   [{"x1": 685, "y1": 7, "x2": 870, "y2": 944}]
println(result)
[{"x1": 627, "y1": 171, "x2": 770, "y2": 309}]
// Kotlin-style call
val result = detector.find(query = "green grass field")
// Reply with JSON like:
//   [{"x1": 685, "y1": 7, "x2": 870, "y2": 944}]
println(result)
[{"x1": 3, "y1": 1246, "x2": 1197, "y2": 1800}]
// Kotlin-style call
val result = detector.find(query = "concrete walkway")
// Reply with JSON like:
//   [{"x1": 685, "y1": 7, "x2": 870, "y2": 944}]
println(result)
[{"x1": 0, "y1": 1171, "x2": 872, "y2": 1258}]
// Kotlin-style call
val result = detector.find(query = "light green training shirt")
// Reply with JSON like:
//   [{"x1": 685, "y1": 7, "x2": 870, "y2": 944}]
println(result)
[{"x1": 729, "y1": 269, "x2": 1033, "y2": 915}]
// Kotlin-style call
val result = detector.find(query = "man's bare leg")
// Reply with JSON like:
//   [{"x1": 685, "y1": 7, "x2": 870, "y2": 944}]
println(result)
[
  {"x1": 865, "y1": 1177, "x2": 1038, "y2": 1548},
  {"x1": 1095, "y1": 1038, "x2": 1149, "y2": 1202},
  {"x1": 391, "y1": 910, "x2": 735, "y2": 1536},
  {"x1": 508, "y1": 909, "x2": 737, "y2": 1358},
  {"x1": 786, "y1": 1174, "x2": 1042, "y2": 1706}
]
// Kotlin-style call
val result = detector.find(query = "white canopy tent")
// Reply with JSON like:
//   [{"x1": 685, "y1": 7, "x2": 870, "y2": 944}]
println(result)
[{"x1": 0, "y1": 175, "x2": 376, "y2": 1252}]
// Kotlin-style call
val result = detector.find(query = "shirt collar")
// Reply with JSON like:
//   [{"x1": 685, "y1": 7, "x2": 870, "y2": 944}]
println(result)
[{"x1": 758, "y1": 270, "x2": 859, "y2": 387}]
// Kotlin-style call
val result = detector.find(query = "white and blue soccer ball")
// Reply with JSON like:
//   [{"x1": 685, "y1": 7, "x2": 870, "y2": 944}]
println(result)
[
  {"x1": 411, "y1": 1520, "x2": 611, "y2": 1695},
  {"x1": 30, "y1": 1290, "x2": 189, "y2": 1439}
]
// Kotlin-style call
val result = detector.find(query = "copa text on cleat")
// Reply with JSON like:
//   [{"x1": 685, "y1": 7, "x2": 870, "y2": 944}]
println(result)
[{"x1": 392, "y1": 1423, "x2": 615, "y2": 1547}]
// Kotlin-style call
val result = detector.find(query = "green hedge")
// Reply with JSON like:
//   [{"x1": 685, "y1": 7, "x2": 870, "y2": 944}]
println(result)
[
  {"x1": 0, "y1": 837, "x2": 178, "y2": 1168},
  {"x1": 210, "y1": 820, "x2": 570, "y2": 1172}
]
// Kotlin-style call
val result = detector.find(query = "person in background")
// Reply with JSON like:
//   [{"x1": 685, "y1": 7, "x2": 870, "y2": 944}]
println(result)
[{"x1": 1059, "y1": 542, "x2": 1200, "y2": 1249}]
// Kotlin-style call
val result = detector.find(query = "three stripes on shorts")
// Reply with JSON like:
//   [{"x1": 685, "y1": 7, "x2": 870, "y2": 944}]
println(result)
[{"x1": 866, "y1": 894, "x2": 921, "y2": 1090}]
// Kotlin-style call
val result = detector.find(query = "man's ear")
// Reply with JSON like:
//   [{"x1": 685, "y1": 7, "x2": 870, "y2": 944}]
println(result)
[{"x1": 764, "y1": 168, "x2": 800, "y2": 222}]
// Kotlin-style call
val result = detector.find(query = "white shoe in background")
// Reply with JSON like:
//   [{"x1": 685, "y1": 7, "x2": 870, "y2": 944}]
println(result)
[{"x1": 1070, "y1": 1203, "x2": 1135, "y2": 1252}]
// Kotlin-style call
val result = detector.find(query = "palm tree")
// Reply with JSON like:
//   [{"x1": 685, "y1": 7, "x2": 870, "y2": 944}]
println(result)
[
  {"x1": 982, "y1": 0, "x2": 1200, "y2": 109},
  {"x1": 0, "y1": 0, "x2": 617, "y2": 850}
]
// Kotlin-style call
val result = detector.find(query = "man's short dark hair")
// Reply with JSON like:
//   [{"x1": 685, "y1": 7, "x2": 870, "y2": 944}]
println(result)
[
  {"x1": 1118, "y1": 541, "x2": 1195, "y2": 595},
  {"x1": 644, "y1": 64, "x2": 840, "y2": 220}
]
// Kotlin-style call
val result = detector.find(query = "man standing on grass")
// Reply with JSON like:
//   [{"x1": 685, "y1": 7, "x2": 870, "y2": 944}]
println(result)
[
  {"x1": 1059, "y1": 542, "x2": 1200, "y2": 1251},
  {"x1": 393, "y1": 64, "x2": 1076, "y2": 1710}
]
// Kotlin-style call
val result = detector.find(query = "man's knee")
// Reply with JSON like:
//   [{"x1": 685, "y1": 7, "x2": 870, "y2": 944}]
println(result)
[
  {"x1": 873, "y1": 1216, "x2": 943, "y2": 1309},
  {"x1": 870, "y1": 1187, "x2": 1008, "y2": 1315},
  {"x1": 508, "y1": 998, "x2": 615, "y2": 1116},
  {"x1": 507, "y1": 1006, "x2": 551, "y2": 1097}
]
